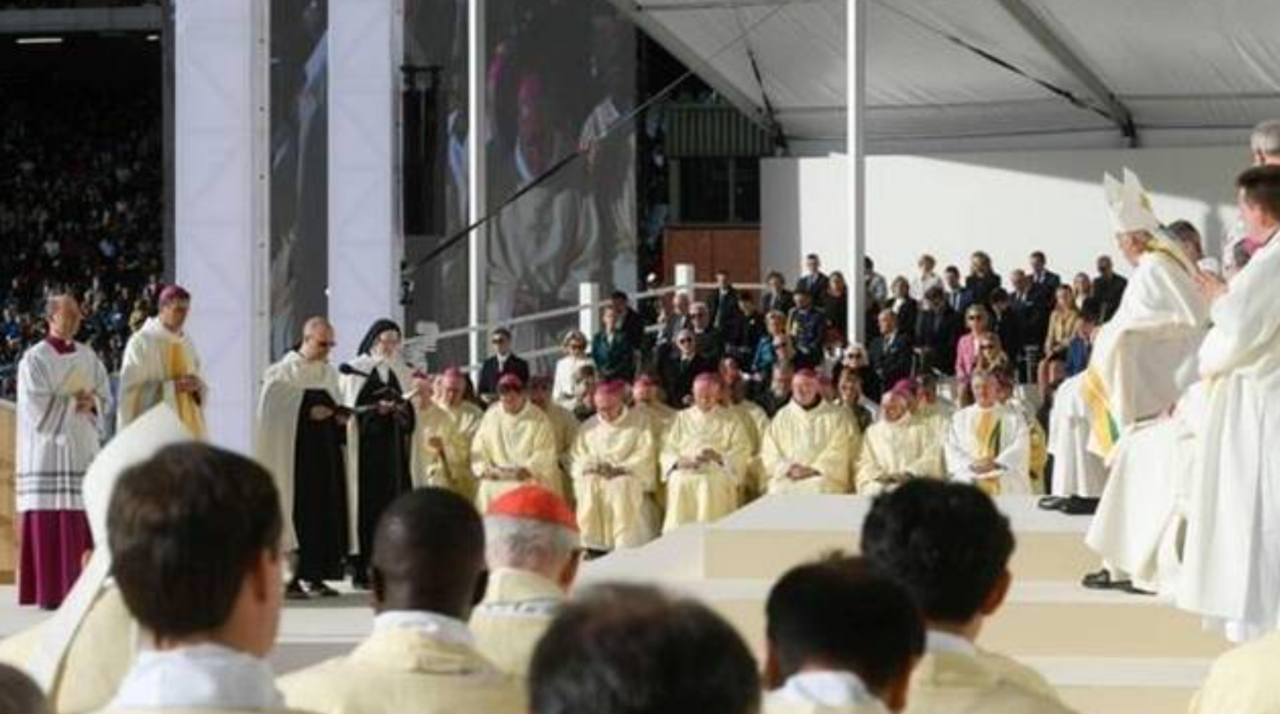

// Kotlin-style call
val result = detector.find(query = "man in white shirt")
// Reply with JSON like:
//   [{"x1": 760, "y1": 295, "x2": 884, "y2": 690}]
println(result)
[
  {"x1": 280, "y1": 488, "x2": 521, "y2": 714},
  {"x1": 97, "y1": 443, "x2": 293, "y2": 714},
  {"x1": 529, "y1": 583, "x2": 760, "y2": 714},
  {"x1": 911, "y1": 254, "x2": 943, "y2": 300},
  {"x1": 763, "y1": 556, "x2": 924, "y2": 714},
  {"x1": 861, "y1": 480, "x2": 1076, "y2": 714}
]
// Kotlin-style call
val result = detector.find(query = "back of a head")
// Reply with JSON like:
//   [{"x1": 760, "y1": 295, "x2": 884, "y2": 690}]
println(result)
[
  {"x1": 1237, "y1": 164, "x2": 1280, "y2": 219},
  {"x1": 530, "y1": 584, "x2": 760, "y2": 714},
  {"x1": 861, "y1": 480, "x2": 1014, "y2": 625},
  {"x1": 108, "y1": 443, "x2": 283, "y2": 641},
  {"x1": 372, "y1": 488, "x2": 485, "y2": 615},
  {"x1": 1251, "y1": 119, "x2": 1280, "y2": 159},
  {"x1": 767, "y1": 556, "x2": 924, "y2": 693},
  {"x1": 0, "y1": 663, "x2": 49, "y2": 714},
  {"x1": 485, "y1": 514, "x2": 577, "y2": 580}
]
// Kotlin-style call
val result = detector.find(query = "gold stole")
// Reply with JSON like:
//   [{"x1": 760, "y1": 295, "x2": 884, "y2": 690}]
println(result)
[
  {"x1": 973, "y1": 409, "x2": 1003, "y2": 496},
  {"x1": 165, "y1": 340, "x2": 207, "y2": 439}
]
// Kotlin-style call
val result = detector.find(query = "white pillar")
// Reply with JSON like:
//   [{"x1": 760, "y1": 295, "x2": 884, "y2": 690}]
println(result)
[
  {"x1": 846, "y1": 0, "x2": 867, "y2": 344},
  {"x1": 467, "y1": 0, "x2": 488, "y2": 367},
  {"x1": 174, "y1": 0, "x2": 269, "y2": 454},
  {"x1": 329, "y1": 0, "x2": 402, "y2": 363},
  {"x1": 579, "y1": 282, "x2": 601, "y2": 337},
  {"x1": 674, "y1": 263, "x2": 696, "y2": 297}
]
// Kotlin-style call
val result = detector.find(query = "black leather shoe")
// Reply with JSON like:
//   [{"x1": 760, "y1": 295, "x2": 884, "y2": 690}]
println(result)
[
  {"x1": 1061, "y1": 496, "x2": 1100, "y2": 516},
  {"x1": 285, "y1": 580, "x2": 311, "y2": 600},
  {"x1": 307, "y1": 580, "x2": 341, "y2": 598},
  {"x1": 1081, "y1": 569, "x2": 1131, "y2": 590}
]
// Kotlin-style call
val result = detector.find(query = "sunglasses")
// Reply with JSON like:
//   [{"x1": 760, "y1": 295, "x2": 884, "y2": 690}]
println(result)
[{"x1": 979, "y1": 344, "x2": 997, "y2": 351}]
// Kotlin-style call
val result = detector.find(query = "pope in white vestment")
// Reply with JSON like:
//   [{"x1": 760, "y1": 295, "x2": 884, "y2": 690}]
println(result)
[
  {"x1": 944, "y1": 372, "x2": 1031, "y2": 495},
  {"x1": 1051, "y1": 170, "x2": 1209, "y2": 499},
  {"x1": 117, "y1": 286, "x2": 206, "y2": 438},
  {"x1": 569, "y1": 381, "x2": 658, "y2": 550},
  {"x1": 470, "y1": 376, "x2": 562, "y2": 511},
  {"x1": 660, "y1": 374, "x2": 751, "y2": 531},
  {"x1": 762, "y1": 370, "x2": 856, "y2": 495}
]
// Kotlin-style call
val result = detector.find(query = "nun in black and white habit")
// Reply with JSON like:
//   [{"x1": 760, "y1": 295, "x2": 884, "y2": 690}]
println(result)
[{"x1": 340, "y1": 319, "x2": 416, "y2": 587}]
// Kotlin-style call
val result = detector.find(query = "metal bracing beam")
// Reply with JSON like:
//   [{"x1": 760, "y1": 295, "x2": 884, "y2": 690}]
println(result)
[{"x1": 993, "y1": 0, "x2": 1138, "y2": 146}]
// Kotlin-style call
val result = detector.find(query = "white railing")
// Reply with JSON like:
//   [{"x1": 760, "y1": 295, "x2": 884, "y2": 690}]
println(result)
[{"x1": 403, "y1": 263, "x2": 767, "y2": 371}]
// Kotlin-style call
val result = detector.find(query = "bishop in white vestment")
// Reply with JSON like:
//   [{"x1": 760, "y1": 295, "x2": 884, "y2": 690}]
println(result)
[{"x1": 116, "y1": 285, "x2": 206, "y2": 438}]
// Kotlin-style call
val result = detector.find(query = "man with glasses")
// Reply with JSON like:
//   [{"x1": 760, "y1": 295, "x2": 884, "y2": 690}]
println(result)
[
  {"x1": 659, "y1": 328, "x2": 715, "y2": 408},
  {"x1": 477, "y1": 328, "x2": 530, "y2": 403},
  {"x1": 256, "y1": 317, "x2": 350, "y2": 598}
]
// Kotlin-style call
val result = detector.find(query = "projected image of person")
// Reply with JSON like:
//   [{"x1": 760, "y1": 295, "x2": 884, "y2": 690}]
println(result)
[
  {"x1": 269, "y1": 0, "x2": 328, "y2": 360},
  {"x1": 484, "y1": 0, "x2": 637, "y2": 362}
]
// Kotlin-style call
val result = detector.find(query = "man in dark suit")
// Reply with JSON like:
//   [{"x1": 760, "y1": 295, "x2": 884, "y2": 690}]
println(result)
[
  {"x1": 787, "y1": 290, "x2": 826, "y2": 366},
  {"x1": 795, "y1": 253, "x2": 829, "y2": 305},
  {"x1": 914, "y1": 286, "x2": 962, "y2": 376},
  {"x1": 729, "y1": 292, "x2": 767, "y2": 363},
  {"x1": 1009, "y1": 269, "x2": 1049, "y2": 352},
  {"x1": 761, "y1": 271, "x2": 795, "y2": 317},
  {"x1": 1092, "y1": 255, "x2": 1128, "y2": 323},
  {"x1": 989, "y1": 289, "x2": 1026, "y2": 378},
  {"x1": 610, "y1": 290, "x2": 646, "y2": 353},
  {"x1": 707, "y1": 269, "x2": 744, "y2": 339},
  {"x1": 942, "y1": 266, "x2": 973, "y2": 315},
  {"x1": 868, "y1": 309, "x2": 913, "y2": 401},
  {"x1": 660, "y1": 328, "x2": 716, "y2": 407},
  {"x1": 1027, "y1": 251, "x2": 1062, "y2": 309},
  {"x1": 477, "y1": 327, "x2": 530, "y2": 401},
  {"x1": 592, "y1": 304, "x2": 637, "y2": 381}
]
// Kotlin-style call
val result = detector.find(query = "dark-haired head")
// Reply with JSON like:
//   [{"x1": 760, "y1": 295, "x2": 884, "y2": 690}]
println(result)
[
  {"x1": 530, "y1": 584, "x2": 760, "y2": 714},
  {"x1": 765, "y1": 555, "x2": 924, "y2": 711},
  {"x1": 109, "y1": 443, "x2": 283, "y2": 656},
  {"x1": 860, "y1": 479, "x2": 1014, "y2": 631}
]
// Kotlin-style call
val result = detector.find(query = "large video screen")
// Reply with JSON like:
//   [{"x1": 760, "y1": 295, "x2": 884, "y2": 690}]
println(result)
[{"x1": 269, "y1": 0, "x2": 328, "y2": 359}]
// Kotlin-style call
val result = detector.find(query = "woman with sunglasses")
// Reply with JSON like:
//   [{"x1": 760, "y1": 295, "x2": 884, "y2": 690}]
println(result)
[{"x1": 955, "y1": 306, "x2": 995, "y2": 406}]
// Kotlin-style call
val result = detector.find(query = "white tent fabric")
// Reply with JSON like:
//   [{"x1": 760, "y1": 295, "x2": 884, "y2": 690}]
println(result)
[{"x1": 611, "y1": 0, "x2": 1280, "y2": 154}]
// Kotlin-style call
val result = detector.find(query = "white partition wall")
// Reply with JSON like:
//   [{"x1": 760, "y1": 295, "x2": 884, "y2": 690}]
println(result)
[
  {"x1": 328, "y1": 0, "x2": 403, "y2": 363},
  {"x1": 174, "y1": 0, "x2": 270, "y2": 453}
]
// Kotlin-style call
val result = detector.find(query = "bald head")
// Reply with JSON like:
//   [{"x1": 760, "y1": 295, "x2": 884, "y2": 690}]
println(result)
[
  {"x1": 45, "y1": 293, "x2": 82, "y2": 340},
  {"x1": 299, "y1": 317, "x2": 335, "y2": 361},
  {"x1": 371, "y1": 488, "x2": 486, "y2": 618}
]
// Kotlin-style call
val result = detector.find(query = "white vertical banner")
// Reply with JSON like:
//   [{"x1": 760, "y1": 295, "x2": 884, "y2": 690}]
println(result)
[
  {"x1": 467, "y1": 0, "x2": 487, "y2": 367},
  {"x1": 329, "y1": 0, "x2": 403, "y2": 363},
  {"x1": 175, "y1": 0, "x2": 270, "y2": 454}
]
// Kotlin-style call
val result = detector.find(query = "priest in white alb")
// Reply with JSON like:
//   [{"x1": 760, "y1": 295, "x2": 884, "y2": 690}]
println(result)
[
  {"x1": 660, "y1": 373, "x2": 751, "y2": 531},
  {"x1": 1048, "y1": 169, "x2": 1208, "y2": 506},
  {"x1": 15, "y1": 294, "x2": 111, "y2": 609},
  {"x1": 761, "y1": 369, "x2": 857, "y2": 495},
  {"x1": 256, "y1": 317, "x2": 350, "y2": 600},
  {"x1": 411, "y1": 385, "x2": 472, "y2": 498},
  {"x1": 569, "y1": 380, "x2": 658, "y2": 551},
  {"x1": 116, "y1": 284, "x2": 206, "y2": 438},
  {"x1": 856, "y1": 385, "x2": 945, "y2": 495},
  {"x1": 944, "y1": 370, "x2": 1031, "y2": 495},
  {"x1": 471, "y1": 374, "x2": 562, "y2": 511},
  {"x1": 1174, "y1": 165, "x2": 1280, "y2": 642}
]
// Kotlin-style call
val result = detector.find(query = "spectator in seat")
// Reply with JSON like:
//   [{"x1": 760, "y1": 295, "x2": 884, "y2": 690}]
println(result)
[
  {"x1": 1092, "y1": 255, "x2": 1128, "y2": 323},
  {"x1": 888, "y1": 276, "x2": 919, "y2": 338},
  {"x1": 964, "y1": 252, "x2": 1001, "y2": 309},
  {"x1": 914, "y1": 286, "x2": 961, "y2": 377},
  {"x1": 591, "y1": 304, "x2": 636, "y2": 382},
  {"x1": 659, "y1": 328, "x2": 715, "y2": 408},
  {"x1": 943, "y1": 266, "x2": 973, "y2": 315},
  {"x1": 762, "y1": 270, "x2": 795, "y2": 317},
  {"x1": 795, "y1": 253, "x2": 829, "y2": 306},
  {"x1": 868, "y1": 309, "x2": 913, "y2": 403}
]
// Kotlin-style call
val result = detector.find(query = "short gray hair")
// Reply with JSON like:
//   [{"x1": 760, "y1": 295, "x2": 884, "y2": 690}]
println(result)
[
  {"x1": 1251, "y1": 120, "x2": 1280, "y2": 157},
  {"x1": 485, "y1": 514, "x2": 578, "y2": 578},
  {"x1": 0, "y1": 663, "x2": 49, "y2": 714}
]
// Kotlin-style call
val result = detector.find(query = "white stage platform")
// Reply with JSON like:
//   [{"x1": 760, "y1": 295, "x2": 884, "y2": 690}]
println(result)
[{"x1": 0, "y1": 495, "x2": 1224, "y2": 713}]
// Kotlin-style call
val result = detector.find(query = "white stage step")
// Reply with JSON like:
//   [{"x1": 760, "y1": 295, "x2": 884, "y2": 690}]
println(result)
[{"x1": 579, "y1": 494, "x2": 1229, "y2": 714}]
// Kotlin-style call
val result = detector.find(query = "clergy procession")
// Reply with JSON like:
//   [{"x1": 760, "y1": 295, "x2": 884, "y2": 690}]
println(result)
[{"x1": 10, "y1": 3, "x2": 1280, "y2": 709}]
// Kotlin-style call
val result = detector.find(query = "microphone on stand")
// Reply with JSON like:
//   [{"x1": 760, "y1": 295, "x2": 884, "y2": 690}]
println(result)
[{"x1": 339, "y1": 363, "x2": 371, "y2": 379}]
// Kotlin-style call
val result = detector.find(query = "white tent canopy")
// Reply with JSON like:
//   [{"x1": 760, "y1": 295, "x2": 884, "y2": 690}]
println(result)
[{"x1": 611, "y1": 0, "x2": 1280, "y2": 154}]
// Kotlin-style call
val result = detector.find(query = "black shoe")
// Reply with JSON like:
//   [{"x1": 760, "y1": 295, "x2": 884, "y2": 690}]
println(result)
[
  {"x1": 1038, "y1": 496, "x2": 1067, "y2": 511},
  {"x1": 1122, "y1": 582, "x2": 1156, "y2": 596},
  {"x1": 307, "y1": 580, "x2": 340, "y2": 598},
  {"x1": 1081, "y1": 569, "x2": 1131, "y2": 591},
  {"x1": 1061, "y1": 496, "x2": 1100, "y2": 516},
  {"x1": 350, "y1": 572, "x2": 371, "y2": 591},
  {"x1": 285, "y1": 580, "x2": 311, "y2": 601}
]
